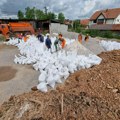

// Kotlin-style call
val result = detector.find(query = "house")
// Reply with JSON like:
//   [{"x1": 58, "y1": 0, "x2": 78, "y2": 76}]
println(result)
[
  {"x1": 80, "y1": 19, "x2": 89, "y2": 27},
  {"x1": 89, "y1": 8, "x2": 120, "y2": 25},
  {"x1": 64, "y1": 19, "x2": 73, "y2": 25},
  {"x1": 89, "y1": 8, "x2": 120, "y2": 32}
]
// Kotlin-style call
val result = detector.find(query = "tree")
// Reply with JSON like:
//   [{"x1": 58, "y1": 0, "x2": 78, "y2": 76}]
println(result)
[
  {"x1": 47, "y1": 12, "x2": 57, "y2": 20},
  {"x1": 73, "y1": 20, "x2": 82, "y2": 33},
  {"x1": 17, "y1": 10, "x2": 24, "y2": 19},
  {"x1": 25, "y1": 7, "x2": 35, "y2": 19},
  {"x1": 18, "y1": 7, "x2": 63, "y2": 20},
  {"x1": 35, "y1": 9, "x2": 46, "y2": 20},
  {"x1": 58, "y1": 12, "x2": 65, "y2": 23}
]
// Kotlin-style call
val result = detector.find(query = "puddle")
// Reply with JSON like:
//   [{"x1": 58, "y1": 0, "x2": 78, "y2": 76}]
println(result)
[{"x1": 0, "y1": 66, "x2": 17, "y2": 82}]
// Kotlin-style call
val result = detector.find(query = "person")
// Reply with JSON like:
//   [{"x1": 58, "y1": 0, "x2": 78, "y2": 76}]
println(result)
[
  {"x1": 54, "y1": 36, "x2": 59, "y2": 51},
  {"x1": 45, "y1": 35, "x2": 52, "y2": 50},
  {"x1": 78, "y1": 33, "x2": 82, "y2": 43},
  {"x1": 37, "y1": 33, "x2": 44, "y2": 42},
  {"x1": 58, "y1": 34, "x2": 66, "y2": 49},
  {"x1": 23, "y1": 33, "x2": 30, "y2": 42},
  {"x1": 84, "y1": 34, "x2": 89, "y2": 42},
  {"x1": 17, "y1": 33, "x2": 23, "y2": 39},
  {"x1": 38, "y1": 28, "x2": 42, "y2": 34}
]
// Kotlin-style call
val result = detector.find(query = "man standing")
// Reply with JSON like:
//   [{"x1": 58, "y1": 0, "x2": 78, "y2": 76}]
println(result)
[
  {"x1": 37, "y1": 33, "x2": 44, "y2": 42},
  {"x1": 84, "y1": 34, "x2": 89, "y2": 42},
  {"x1": 78, "y1": 33, "x2": 82, "y2": 43},
  {"x1": 58, "y1": 34, "x2": 66, "y2": 49},
  {"x1": 45, "y1": 35, "x2": 52, "y2": 50},
  {"x1": 54, "y1": 36, "x2": 59, "y2": 51}
]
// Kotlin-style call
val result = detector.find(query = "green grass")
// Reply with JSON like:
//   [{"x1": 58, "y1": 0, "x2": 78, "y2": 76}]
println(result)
[
  {"x1": 0, "y1": 34, "x2": 6, "y2": 41},
  {"x1": 80, "y1": 29, "x2": 120, "y2": 40}
]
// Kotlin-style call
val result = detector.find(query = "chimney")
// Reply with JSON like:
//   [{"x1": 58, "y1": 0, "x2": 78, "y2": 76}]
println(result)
[{"x1": 106, "y1": 9, "x2": 108, "y2": 12}]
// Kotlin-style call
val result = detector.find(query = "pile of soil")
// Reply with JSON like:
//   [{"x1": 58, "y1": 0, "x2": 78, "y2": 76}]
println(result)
[
  {"x1": 0, "y1": 66, "x2": 17, "y2": 82},
  {"x1": 0, "y1": 50, "x2": 120, "y2": 120}
]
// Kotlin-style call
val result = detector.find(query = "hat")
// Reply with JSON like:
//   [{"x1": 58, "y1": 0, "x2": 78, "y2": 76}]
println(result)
[{"x1": 46, "y1": 33, "x2": 50, "y2": 36}]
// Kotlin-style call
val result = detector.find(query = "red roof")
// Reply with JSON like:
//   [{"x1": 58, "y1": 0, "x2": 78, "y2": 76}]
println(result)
[
  {"x1": 90, "y1": 8, "x2": 120, "y2": 20},
  {"x1": 89, "y1": 24, "x2": 120, "y2": 31},
  {"x1": 80, "y1": 19, "x2": 89, "y2": 26}
]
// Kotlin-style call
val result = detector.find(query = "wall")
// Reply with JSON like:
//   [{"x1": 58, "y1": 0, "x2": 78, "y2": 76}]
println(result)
[
  {"x1": 114, "y1": 14, "x2": 120, "y2": 24},
  {"x1": 106, "y1": 19, "x2": 114, "y2": 24},
  {"x1": 97, "y1": 14, "x2": 105, "y2": 19},
  {"x1": 49, "y1": 23, "x2": 78, "y2": 39},
  {"x1": 49, "y1": 23, "x2": 68, "y2": 34},
  {"x1": 89, "y1": 21, "x2": 94, "y2": 25}
]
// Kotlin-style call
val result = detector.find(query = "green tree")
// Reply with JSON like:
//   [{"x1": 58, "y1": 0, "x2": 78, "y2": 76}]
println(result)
[
  {"x1": 17, "y1": 10, "x2": 24, "y2": 19},
  {"x1": 47, "y1": 12, "x2": 57, "y2": 20},
  {"x1": 58, "y1": 12, "x2": 65, "y2": 23},
  {"x1": 35, "y1": 9, "x2": 46, "y2": 20},
  {"x1": 25, "y1": 7, "x2": 35, "y2": 19},
  {"x1": 73, "y1": 20, "x2": 82, "y2": 32}
]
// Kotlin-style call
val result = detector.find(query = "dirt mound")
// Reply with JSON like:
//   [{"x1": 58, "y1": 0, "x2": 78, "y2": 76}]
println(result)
[
  {"x1": 0, "y1": 66, "x2": 17, "y2": 82},
  {"x1": 0, "y1": 50, "x2": 120, "y2": 120},
  {"x1": 65, "y1": 41, "x2": 94, "y2": 56}
]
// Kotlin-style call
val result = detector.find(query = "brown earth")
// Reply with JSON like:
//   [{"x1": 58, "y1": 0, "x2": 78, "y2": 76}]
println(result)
[
  {"x1": 0, "y1": 44, "x2": 16, "y2": 51},
  {"x1": 0, "y1": 50, "x2": 120, "y2": 120},
  {"x1": 0, "y1": 66, "x2": 17, "y2": 82}
]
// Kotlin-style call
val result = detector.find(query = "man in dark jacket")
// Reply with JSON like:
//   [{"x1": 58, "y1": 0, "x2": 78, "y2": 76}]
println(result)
[
  {"x1": 37, "y1": 33, "x2": 44, "y2": 42},
  {"x1": 45, "y1": 35, "x2": 52, "y2": 50}
]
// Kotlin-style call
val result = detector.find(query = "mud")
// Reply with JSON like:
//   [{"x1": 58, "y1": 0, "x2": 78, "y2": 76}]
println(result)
[{"x1": 0, "y1": 66, "x2": 17, "y2": 82}]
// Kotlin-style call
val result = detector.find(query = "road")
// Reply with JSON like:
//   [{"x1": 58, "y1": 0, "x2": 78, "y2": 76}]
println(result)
[{"x1": 0, "y1": 43, "x2": 39, "y2": 104}]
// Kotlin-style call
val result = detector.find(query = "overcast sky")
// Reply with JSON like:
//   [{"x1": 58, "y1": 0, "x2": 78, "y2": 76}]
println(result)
[{"x1": 0, "y1": 0, "x2": 120, "y2": 19}]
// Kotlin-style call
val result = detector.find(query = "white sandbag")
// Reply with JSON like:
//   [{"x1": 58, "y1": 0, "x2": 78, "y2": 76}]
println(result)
[
  {"x1": 100, "y1": 40, "x2": 120, "y2": 51},
  {"x1": 37, "y1": 82, "x2": 48, "y2": 92},
  {"x1": 5, "y1": 35, "x2": 102, "y2": 92},
  {"x1": 38, "y1": 71, "x2": 47, "y2": 82}
]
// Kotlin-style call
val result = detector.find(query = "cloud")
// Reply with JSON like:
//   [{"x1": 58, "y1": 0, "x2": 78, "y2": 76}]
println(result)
[{"x1": 0, "y1": 0, "x2": 120, "y2": 19}]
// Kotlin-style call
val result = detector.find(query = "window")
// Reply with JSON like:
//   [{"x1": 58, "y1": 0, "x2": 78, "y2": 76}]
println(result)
[
  {"x1": 97, "y1": 19, "x2": 104, "y2": 24},
  {"x1": 93, "y1": 20, "x2": 97, "y2": 23}
]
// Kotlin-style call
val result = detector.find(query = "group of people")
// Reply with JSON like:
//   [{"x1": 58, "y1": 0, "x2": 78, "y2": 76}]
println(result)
[
  {"x1": 37, "y1": 32, "x2": 89, "y2": 52},
  {"x1": 78, "y1": 34, "x2": 89, "y2": 43},
  {"x1": 17, "y1": 32, "x2": 31, "y2": 42},
  {"x1": 16, "y1": 30, "x2": 89, "y2": 52},
  {"x1": 37, "y1": 33, "x2": 66, "y2": 52}
]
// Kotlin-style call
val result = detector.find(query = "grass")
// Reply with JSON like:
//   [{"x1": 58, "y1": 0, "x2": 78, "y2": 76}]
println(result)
[
  {"x1": 80, "y1": 29, "x2": 120, "y2": 40},
  {"x1": 0, "y1": 34, "x2": 6, "y2": 41}
]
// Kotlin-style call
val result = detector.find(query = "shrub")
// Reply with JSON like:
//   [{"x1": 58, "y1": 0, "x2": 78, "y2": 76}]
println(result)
[
  {"x1": 81, "y1": 29, "x2": 120, "y2": 40},
  {"x1": 0, "y1": 34, "x2": 6, "y2": 41}
]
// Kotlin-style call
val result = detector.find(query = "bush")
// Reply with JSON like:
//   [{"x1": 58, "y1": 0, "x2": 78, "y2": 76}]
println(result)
[
  {"x1": 0, "y1": 34, "x2": 6, "y2": 41},
  {"x1": 81, "y1": 29, "x2": 120, "y2": 40}
]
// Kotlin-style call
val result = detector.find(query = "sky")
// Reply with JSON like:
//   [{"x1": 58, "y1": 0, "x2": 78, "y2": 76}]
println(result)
[{"x1": 0, "y1": 0, "x2": 120, "y2": 20}]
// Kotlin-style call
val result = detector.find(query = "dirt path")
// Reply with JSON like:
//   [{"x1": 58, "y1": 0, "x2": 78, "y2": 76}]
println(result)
[{"x1": 0, "y1": 43, "x2": 39, "y2": 105}]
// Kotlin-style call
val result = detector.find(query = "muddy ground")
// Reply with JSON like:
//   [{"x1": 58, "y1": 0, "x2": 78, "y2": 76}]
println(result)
[
  {"x1": 0, "y1": 66, "x2": 17, "y2": 82},
  {"x1": 0, "y1": 50, "x2": 120, "y2": 120}
]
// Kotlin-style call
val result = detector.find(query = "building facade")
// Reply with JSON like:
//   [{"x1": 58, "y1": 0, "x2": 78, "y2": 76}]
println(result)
[
  {"x1": 89, "y1": 8, "x2": 120, "y2": 25},
  {"x1": 89, "y1": 8, "x2": 120, "y2": 32}
]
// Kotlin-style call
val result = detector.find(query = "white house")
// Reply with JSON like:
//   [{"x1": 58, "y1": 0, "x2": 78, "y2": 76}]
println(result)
[
  {"x1": 89, "y1": 8, "x2": 120, "y2": 25},
  {"x1": 89, "y1": 8, "x2": 120, "y2": 31}
]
